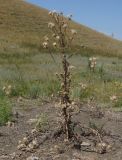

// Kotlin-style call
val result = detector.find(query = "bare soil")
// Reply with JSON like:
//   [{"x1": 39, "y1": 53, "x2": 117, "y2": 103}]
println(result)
[{"x1": 0, "y1": 98, "x2": 122, "y2": 160}]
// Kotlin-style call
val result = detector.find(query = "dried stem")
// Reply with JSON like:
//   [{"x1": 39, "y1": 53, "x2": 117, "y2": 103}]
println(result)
[
  {"x1": 43, "y1": 11, "x2": 77, "y2": 140},
  {"x1": 60, "y1": 54, "x2": 72, "y2": 139}
]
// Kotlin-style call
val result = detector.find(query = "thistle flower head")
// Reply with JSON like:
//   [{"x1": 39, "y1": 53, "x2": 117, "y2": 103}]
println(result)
[
  {"x1": 71, "y1": 29, "x2": 77, "y2": 35},
  {"x1": 8, "y1": 85, "x2": 12, "y2": 90},
  {"x1": 48, "y1": 10, "x2": 57, "y2": 16},
  {"x1": 2, "y1": 85, "x2": 12, "y2": 96},
  {"x1": 92, "y1": 57, "x2": 97, "y2": 61},
  {"x1": 68, "y1": 65, "x2": 76, "y2": 70},
  {"x1": 48, "y1": 22, "x2": 55, "y2": 29},
  {"x1": 53, "y1": 42, "x2": 57, "y2": 47},
  {"x1": 48, "y1": 11, "x2": 52, "y2": 16},
  {"x1": 89, "y1": 57, "x2": 92, "y2": 61},
  {"x1": 42, "y1": 42, "x2": 48, "y2": 48},
  {"x1": 90, "y1": 64, "x2": 94, "y2": 68},
  {"x1": 60, "y1": 12, "x2": 63, "y2": 15},
  {"x1": 2, "y1": 86, "x2": 6, "y2": 91},
  {"x1": 110, "y1": 95, "x2": 117, "y2": 101},
  {"x1": 44, "y1": 36, "x2": 49, "y2": 42},
  {"x1": 56, "y1": 35, "x2": 60, "y2": 40},
  {"x1": 89, "y1": 57, "x2": 97, "y2": 61},
  {"x1": 32, "y1": 138, "x2": 38, "y2": 146},
  {"x1": 5, "y1": 90, "x2": 10, "y2": 96},
  {"x1": 52, "y1": 33, "x2": 56, "y2": 37},
  {"x1": 79, "y1": 82, "x2": 87, "y2": 89},
  {"x1": 67, "y1": 14, "x2": 72, "y2": 20},
  {"x1": 52, "y1": 10, "x2": 57, "y2": 14},
  {"x1": 31, "y1": 128, "x2": 37, "y2": 134},
  {"x1": 89, "y1": 57, "x2": 97, "y2": 69},
  {"x1": 63, "y1": 23, "x2": 68, "y2": 29}
]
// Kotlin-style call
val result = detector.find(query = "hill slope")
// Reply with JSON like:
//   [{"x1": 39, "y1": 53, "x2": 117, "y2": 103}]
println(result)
[{"x1": 0, "y1": 0, "x2": 122, "y2": 57}]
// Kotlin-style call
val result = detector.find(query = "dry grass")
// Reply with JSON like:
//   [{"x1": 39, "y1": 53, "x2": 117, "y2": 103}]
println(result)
[
  {"x1": 0, "y1": 52, "x2": 121, "y2": 124},
  {"x1": 0, "y1": 0, "x2": 122, "y2": 57},
  {"x1": 0, "y1": 53, "x2": 121, "y2": 104}
]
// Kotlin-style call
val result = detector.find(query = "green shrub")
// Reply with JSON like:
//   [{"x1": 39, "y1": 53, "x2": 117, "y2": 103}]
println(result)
[
  {"x1": 28, "y1": 84, "x2": 40, "y2": 99},
  {"x1": 39, "y1": 79, "x2": 60, "y2": 97},
  {"x1": 0, "y1": 97, "x2": 12, "y2": 125},
  {"x1": 113, "y1": 98, "x2": 122, "y2": 108},
  {"x1": 0, "y1": 88, "x2": 5, "y2": 97},
  {"x1": 97, "y1": 64, "x2": 105, "y2": 79},
  {"x1": 36, "y1": 114, "x2": 49, "y2": 132},
  {"x1": 71, "y1": 85, "x2": 93, "y2": 101},
  {"x1": 4, "y1": 83, "x2": 28, "y2": 97}
]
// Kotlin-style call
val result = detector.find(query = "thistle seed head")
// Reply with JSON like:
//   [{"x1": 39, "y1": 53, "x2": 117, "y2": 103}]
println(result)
[
  {"x1": 42, "y1": 42, "x2": 48, "y2": 48},
  {"x1": 110, "y1": 95, "x2": 117, "y2": 101},
  {"x1": 67, "y1": 14, "x2": 72, "y2": 20},
  {"x1": 53, "y1": 42, "x2": 57, "y2": 47},
  {"x1": 71, "y1": 29, "x2": 77, "y2": 35},
  {"x1": 63, "y1": 23, "x2": 68, "y2": 29},
  {"x1": 48, "y1": 22, "x2": 55, "y2": 29},
  {"x1": 44, "y1": 36, "x2": 49, "y2": 42},
  {"x1": 56, "y1": 35, "x2": 60, "y2": 40}
]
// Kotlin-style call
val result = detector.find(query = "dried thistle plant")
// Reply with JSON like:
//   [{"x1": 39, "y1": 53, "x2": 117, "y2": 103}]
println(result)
[
  {"x1": 42, "y1": 10, "x2": 77, "y2": 140},
  {"x1": 2, "y1": 85, "x2": 12, "y2": 96},
  {"x1": 88, "y1": 57, "x2": 97, "y2": 72}
]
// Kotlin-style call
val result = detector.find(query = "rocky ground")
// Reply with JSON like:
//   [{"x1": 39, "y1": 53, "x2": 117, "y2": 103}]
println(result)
[{"x1": 0, "y1": 98, "x2": 122, "y2": 160}]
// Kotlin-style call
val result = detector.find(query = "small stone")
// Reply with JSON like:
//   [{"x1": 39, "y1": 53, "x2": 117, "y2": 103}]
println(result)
[
  {"x1": 27, "y1": 119, "x2": 37, "y2": 125},
  {"x1": 26, "y1": 155, "x2": 39, "y2": 160},
  {"x1": 71, "y1": 101, "x2": 76, "y2": 105},
  {"x1": 32, "y1": 138, "x2": 39, "y2": 148},
  {"x1": 97, "y1": 142, "x2": 107, "y2": 154},
  {"x1": 64, "y1": 139, "x2": 69, "y2": 143},
  {"x1": 17, "y1": 143, "x2": 26, "y2": 150},
  {"x1": 54, "y1": 145, "x2": 59, "y2": 149},
  {"x1": 54, "y1": 145, "x2": 64, "y2": 154},
  {"x1": 18, "y1": 140, "x2": 22, "y2": 144},
  {"x1": 81, "y1": 142, "x2": 91, "y2": 146},
  {"x1": 107, "y1": 144, "x2": 112, "y2": 151},
  {"x1": 53, "y1": 155, "x2": 60, "y2": 160},
  {"x1": 17, "y1": 96, "x2": 23, "y2": 102},
  {"x1": 28, "y1": 143, "x2": 34, "y2": 149},
  {"x1": 31, "y1": 128, "x2": 37, "y2": 134},
  {"x1": 10, "y1": 152, "x2": 16, "y2": 159},
  {"x1": 6, "y1": 121, "x2": 15, "y2": 127},
  {"x1": 22, "y1": 137, "x2": 29, "y2": 145}
]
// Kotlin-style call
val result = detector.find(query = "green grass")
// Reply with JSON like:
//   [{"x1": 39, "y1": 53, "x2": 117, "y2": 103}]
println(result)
[
  {"x1": 0, "y1": 96, "x2": 12, "y2": 125},
  {"x1": 71, "y1": 56, "x2": 122, "y2": 104},
  {"x1": 0, "y1": 0, "x2": 121, "y2": 126},
  {"x1": 0, "y1": 52, "x2": 121, "y2": 110},
  {"x1": 36, "y1": 113, "x2": 49, "y2": 132}
]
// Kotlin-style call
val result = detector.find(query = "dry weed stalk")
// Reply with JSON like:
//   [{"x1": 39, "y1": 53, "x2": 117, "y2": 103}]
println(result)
[
  {"x1": 88, "y1": 57, "x2": 97, "y2": 72},
  {"x1": 42, "y1": 11, "x2": 77, "y2": 140}
]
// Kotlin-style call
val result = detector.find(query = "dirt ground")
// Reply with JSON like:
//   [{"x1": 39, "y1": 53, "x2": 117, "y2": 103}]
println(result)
[{"x1": 0, "y1": 98, "x2": 122, "y2": 160}]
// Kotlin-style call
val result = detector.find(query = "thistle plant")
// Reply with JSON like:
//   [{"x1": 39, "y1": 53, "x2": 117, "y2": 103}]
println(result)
[
  {"x1": 2, "y1": 85, "x2": 12, "y2": 96},
  {"x1": 42, "y1": 10, "x2": 77, "y2": 140},
  {"x1": 88, "y1": 57, "x2": 97, "y2": 72}
]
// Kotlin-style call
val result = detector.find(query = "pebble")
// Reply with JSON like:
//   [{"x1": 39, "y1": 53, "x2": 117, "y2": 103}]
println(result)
[
  {"x1": 26, "y1": 155, "x2": 39, "y2": 160},
  {"x1": 81, "y1": 141, "x2": 91, "y2": 146}
]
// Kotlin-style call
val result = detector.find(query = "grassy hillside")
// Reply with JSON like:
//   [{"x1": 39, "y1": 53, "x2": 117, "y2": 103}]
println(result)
[{"x1": 0, "y1": 0, "x2": 122, "y2": 57}]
